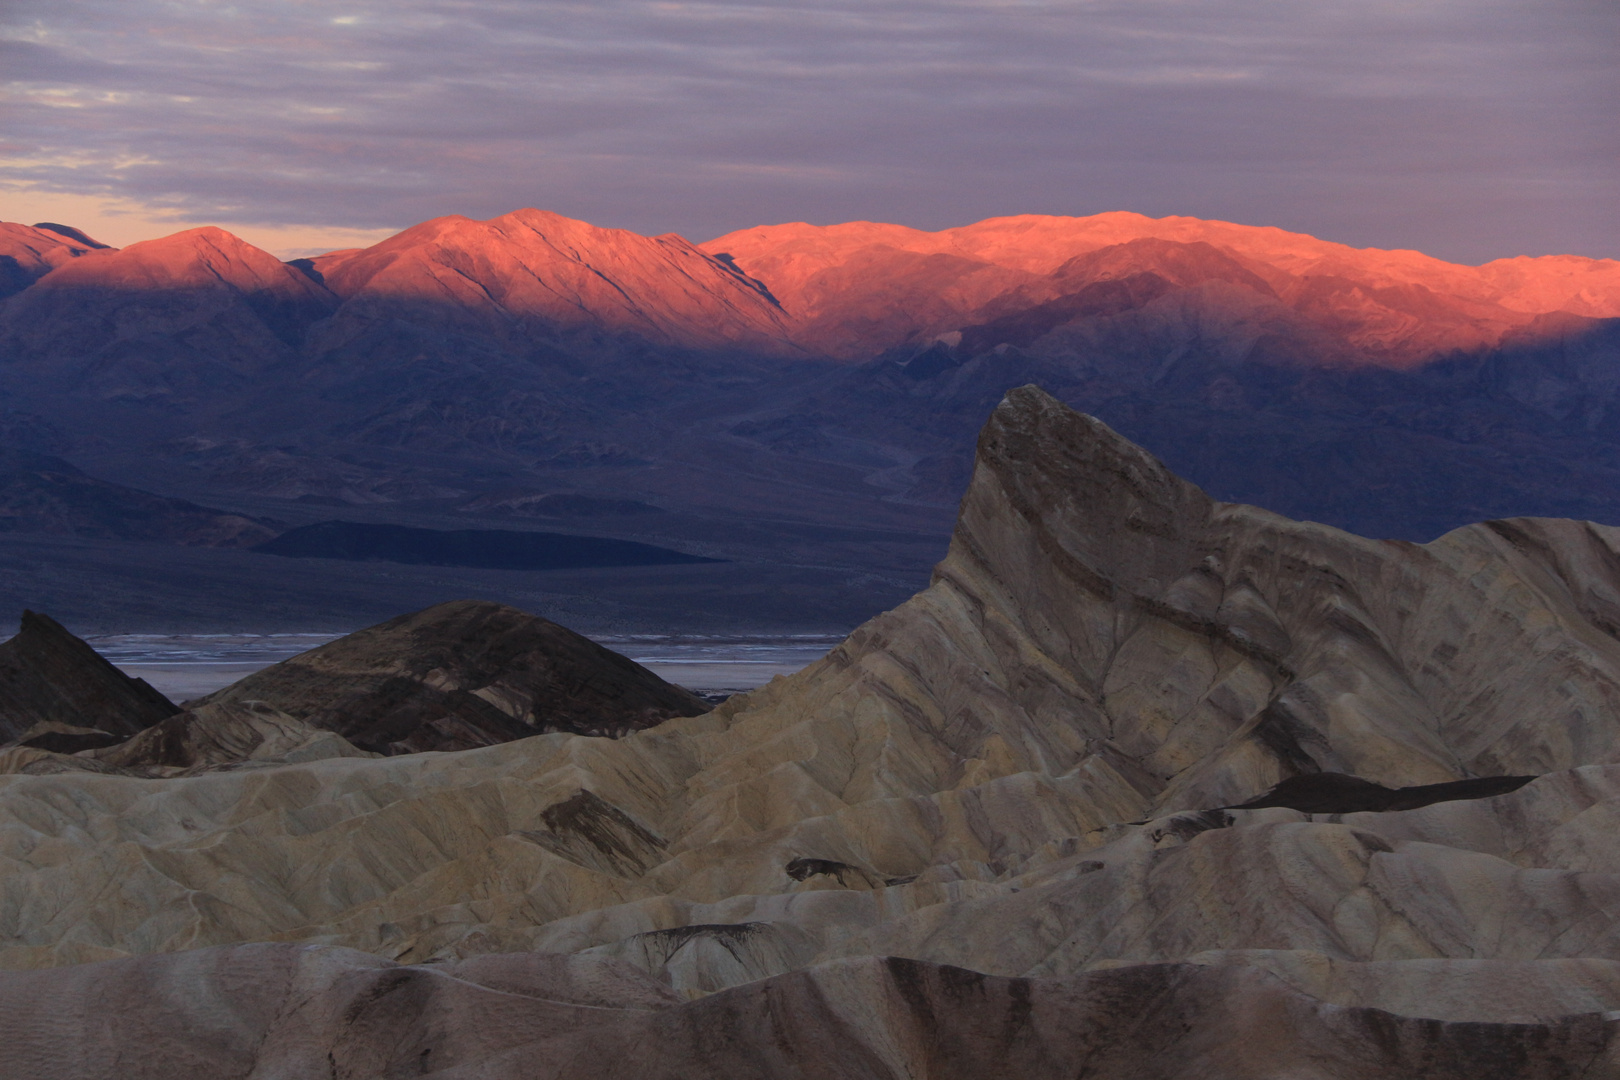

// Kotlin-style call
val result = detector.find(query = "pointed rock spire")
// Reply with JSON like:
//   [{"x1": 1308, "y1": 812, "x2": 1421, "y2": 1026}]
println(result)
[{"x1": 0, "y1": 610, "x2": 178, "y2": 742}]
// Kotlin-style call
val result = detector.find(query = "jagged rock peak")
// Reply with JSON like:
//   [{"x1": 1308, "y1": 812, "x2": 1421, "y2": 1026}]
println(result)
[
  {"x1": 0, "y1": 610, "x2": 178, "y2": 743},
  {"x1": 957, "y1": 385, "x2": 1215, "y2": 601},
  {"x1": 833, "y1": 383, "x2": 1620, "y2": 812}
]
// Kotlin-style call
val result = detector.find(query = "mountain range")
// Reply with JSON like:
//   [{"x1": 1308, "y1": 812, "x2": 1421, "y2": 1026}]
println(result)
[{"x1": 1, "y1": 208, "x2": 1618, "y2": 629}]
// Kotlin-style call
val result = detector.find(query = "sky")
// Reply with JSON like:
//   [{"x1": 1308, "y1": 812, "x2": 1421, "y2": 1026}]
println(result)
[{"x1": 1, "y1": 0, "x2": 1615, "y2": 262}]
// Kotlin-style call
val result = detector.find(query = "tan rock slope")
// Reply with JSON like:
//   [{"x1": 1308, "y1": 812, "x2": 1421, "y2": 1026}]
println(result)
[{"x1": 6, "y1": 388, "x2": 1620, "y2": 1072}]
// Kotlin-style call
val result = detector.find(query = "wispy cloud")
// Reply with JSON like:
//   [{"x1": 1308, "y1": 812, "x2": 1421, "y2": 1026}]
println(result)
[{"x1": 0, "y1": 0, "x2": 1613, "y2": 261}]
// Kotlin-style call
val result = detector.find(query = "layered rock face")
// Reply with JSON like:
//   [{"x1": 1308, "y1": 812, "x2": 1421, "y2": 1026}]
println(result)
[
  {"x1": 200, "y1": 599, "x2": 712, "y2": 753},
  {"x1": 6, "y1": 390, "x2": 1620, "y2": 1073}
]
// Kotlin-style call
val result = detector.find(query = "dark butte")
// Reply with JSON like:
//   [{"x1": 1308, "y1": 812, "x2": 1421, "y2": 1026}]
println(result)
[
  {"x1": 197, "y1": 599, "x2": 711, "y2": 753},
  {"x1": 0, "y1": 610, "x2": 178, "y2": 742}
]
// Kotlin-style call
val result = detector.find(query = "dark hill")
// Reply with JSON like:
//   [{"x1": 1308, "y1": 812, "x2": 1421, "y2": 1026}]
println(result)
[
  {"x1": 0, "y1": 610, "x2": 178, "y2": 742},
  {"x1": 253, "y1": 520, "x2": 721, "y2": 570},
  {"x1": 200, "y1": 599, "x2": 712, "y2": 753}
]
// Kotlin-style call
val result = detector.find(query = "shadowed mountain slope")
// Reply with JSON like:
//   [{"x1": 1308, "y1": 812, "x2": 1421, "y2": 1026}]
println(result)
[
  {"x1": 0, "y1": 225, "x2": 338, "y2": 405},
  {"x1": 253, "y1": 519, "x2": 719, "y2": 571},
  {"x1": 0, "y1": 610, "x2": 177, "y2": 743},
  {"x1": 702, "y1": 213, "x2": 1620, "y2": 537},
  {"x1": 0, "y1": 448, "x2": 277, "y2": 547},
  {"x1": 2, "y1": 210, "x2": 1620, "y2": 630}
]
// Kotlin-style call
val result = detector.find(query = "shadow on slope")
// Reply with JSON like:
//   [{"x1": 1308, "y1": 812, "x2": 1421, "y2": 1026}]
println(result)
[{"x1": 253, "y1": 520, "x2": 721, "y2": 571}]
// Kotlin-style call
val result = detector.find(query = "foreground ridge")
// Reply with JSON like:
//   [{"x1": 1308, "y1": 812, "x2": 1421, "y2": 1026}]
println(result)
[{"x1": 2, "y1": 946, "x2": 1612, "y2": 1079}]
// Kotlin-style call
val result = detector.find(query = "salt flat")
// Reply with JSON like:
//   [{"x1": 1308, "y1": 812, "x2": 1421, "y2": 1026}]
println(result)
[{"x1": 102, "y1": 633, "x2": 837, "y2": 701}]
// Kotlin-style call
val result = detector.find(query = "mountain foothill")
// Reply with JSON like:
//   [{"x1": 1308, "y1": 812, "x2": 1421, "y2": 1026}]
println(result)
[{"x1": 1, "y1": 207, "x2": 1618, "y2": 631}]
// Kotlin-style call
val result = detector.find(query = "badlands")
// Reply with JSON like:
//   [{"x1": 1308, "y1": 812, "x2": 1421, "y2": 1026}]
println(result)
[{"x1": 5, "y1": 386, "x2": 1620, "y2": 1075}]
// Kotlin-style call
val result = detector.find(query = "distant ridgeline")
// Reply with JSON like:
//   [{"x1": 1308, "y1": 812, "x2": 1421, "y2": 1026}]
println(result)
[{"x1": 255, "y1": 521, "x2": 721, "y2": 571}]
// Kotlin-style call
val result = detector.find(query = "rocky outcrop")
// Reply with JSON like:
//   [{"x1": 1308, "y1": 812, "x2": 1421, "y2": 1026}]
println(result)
[
  {"x1": 0, "y1": 610, "x2": 177, "y2": 743},
  {"x1": 199, "y1": 599, "x2": 712, "y2": 753},
  {"x1": 7, "y1": 393, "x2": 1620, "y2": 976},
  {"x1": 9, "y1": 723, "x2": 125, "y2": 754},
  {"x1": 725, "y1": 385, "x2": 1620, "y2": 820},
  {"x1": 89, "y1": 699, "x2": 377, "y2": 775},
  {"x1": 0, "y1": 703, "x2": 374, "y2": 779}
]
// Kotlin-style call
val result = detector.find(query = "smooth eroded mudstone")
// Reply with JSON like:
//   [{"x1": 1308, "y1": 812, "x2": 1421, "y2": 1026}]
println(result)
[{"x1": 0, "y1": 945, "x2": 1611, "y2": 1080}]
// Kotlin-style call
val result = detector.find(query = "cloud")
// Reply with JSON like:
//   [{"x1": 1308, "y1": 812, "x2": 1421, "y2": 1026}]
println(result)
[{"x1": 1, "y1": 0, "x2": 1614, "y2": 262}]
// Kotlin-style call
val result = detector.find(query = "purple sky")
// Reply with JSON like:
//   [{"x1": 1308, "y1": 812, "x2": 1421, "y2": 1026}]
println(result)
[{"x1": 1, "y1": 0, "x2": 1615, "y2": 262}]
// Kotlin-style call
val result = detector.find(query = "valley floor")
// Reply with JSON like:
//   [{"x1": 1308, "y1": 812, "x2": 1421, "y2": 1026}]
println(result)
[{"x1": 93, "y1": 633, "x2": 838, "y2": 701}]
